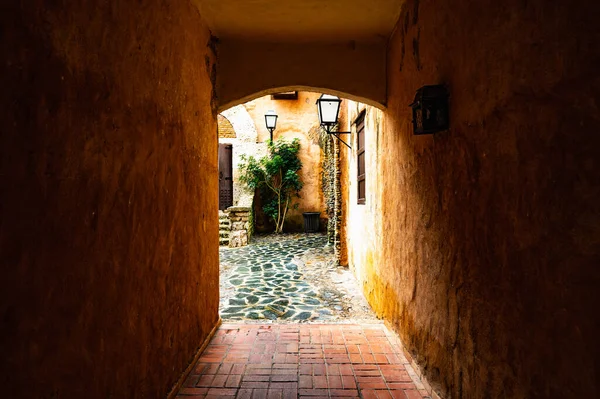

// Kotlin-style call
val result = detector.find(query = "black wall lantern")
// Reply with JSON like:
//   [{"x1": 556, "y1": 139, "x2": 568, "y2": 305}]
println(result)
[
  {"x1": 264, "y1": 109, "x2": 278, "y2": 141},
  {"x1": 409, "y1": 85, "x2": 449, "y2": 135},
  {"x1": 315, "y1": 94, "x2": 351, "y2": 149}
]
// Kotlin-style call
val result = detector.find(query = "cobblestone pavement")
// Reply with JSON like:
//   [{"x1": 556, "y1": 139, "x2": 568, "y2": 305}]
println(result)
[
  {"x1": 219, "y1": 233, "x2": 377, "y2": 323},
  {"x1": 176, "y1": 323, "x2": 432, "y2": 398}
]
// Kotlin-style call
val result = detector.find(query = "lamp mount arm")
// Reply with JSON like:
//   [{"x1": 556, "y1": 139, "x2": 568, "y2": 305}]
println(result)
[
  {"x1": 332, "y1": 133, "x2": 351, "y2": 149},
  {"x1": 322, "y1": 124, "x2": 352, "y2": 149}
]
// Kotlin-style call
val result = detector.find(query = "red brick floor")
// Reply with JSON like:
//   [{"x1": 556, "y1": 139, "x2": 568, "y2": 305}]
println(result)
[{"x1": 177, "y1": 323, "x2": 431, "y2": 399}]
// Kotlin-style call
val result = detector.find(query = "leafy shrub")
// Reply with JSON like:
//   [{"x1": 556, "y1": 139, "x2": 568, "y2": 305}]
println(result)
[{"x1": 239, "y1": 139, "x2": 303, "y2": 233}]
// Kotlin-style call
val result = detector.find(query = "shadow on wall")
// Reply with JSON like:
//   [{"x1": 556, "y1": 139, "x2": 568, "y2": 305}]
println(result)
[
  {"x1": 0, "y1": 0, "x2": 220, "y2": 398},
  {"x1": 343, "y1": 0, "x2": 600, "y2": 398}
]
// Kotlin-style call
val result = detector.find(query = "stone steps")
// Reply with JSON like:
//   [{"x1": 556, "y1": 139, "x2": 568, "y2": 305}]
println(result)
[
  {"x1": 219, "y1": 233, "x2": 230, "y2": 246},
  {"x1": 219, "y1": 211, "x2": 230, "y2": 246}
]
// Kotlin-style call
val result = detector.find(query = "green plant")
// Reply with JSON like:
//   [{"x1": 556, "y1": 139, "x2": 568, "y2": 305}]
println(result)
[{"x1": 239, "y1": 139, "x2": 303, "y2": 233}]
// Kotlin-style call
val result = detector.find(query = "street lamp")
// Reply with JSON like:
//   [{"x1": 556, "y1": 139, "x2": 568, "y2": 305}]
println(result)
[
  {"x1": 316, "y1": 94, "x2": 342, "y2": 133},
  {"x1": 315, "y1": 94, "x2": 351, "y2": 149},
  {"x1": 264, "y1": 110, "x2": 278, "y2": 141},
  {"x1": 409, "y1": 85, "x2": 449, "y2": 135}
]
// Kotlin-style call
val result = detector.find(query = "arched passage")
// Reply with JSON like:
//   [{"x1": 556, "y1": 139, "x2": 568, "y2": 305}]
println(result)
[{"x1": 2, "y1": 0, "x2": 598, "y2": 398}]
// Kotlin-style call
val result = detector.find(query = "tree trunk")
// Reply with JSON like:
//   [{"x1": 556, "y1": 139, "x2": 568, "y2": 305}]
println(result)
[{"x1": 278, "y1": 195, "x2": 290, "y2": 234}]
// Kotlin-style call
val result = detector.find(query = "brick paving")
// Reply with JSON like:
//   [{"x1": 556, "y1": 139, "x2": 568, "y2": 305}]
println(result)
[{"x1": 177, "y1": 323, "x2": 431, "y2": 399}]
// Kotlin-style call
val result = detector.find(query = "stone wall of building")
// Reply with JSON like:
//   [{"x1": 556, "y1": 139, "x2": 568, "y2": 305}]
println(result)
[
  {"x1": 320, "y1": 127, "x2": 343, "y2": 260},
  {"x1": 245, "y1": 92, "x2": 327, "y2": 232},
  {"x1": 342, "y1": 0, "x2": 600, "y2": 397},
  {"x1": 0, "y1": 1, "x2": 219, "y2": 397},
  {"x1": 228, "y1": 207, "x2": 252, "y2": 248}
]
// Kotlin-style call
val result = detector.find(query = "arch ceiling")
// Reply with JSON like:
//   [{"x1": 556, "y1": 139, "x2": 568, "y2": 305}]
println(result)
[
  {"x1": 191, "y1": 0, "x2": 403, "y2": 42},
  {"x1": 190, "y1": 0, "x2": 404, "y2": 111},
  {"x1": 216, "y1": 40, "x2": 388, "y2": 112}
]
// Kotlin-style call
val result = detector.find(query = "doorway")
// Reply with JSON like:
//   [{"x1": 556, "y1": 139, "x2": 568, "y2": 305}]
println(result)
[{"x1": 218, "y1": 143, "x2": 233, "y2": 210}]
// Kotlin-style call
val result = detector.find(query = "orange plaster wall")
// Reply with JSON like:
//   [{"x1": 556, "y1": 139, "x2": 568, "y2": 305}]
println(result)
[
  {"x1": 345, "y1": 0, "x2": 600, "y2": 397},
  {"x1": 0, "y1": 1, "x2": 219, "y2": 397},
  {"x1": 245, "y1": 92, "x2": 327, "y2": 231}
]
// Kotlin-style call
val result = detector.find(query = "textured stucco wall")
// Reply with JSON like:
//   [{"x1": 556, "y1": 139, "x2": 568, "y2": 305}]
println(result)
[
  {"x1": 0, "y1": 1, "x2": 219, "y2": 398},
  {"x1": 219, "y1": 105, "x2": 267, "y2": 207},
  {"x1": 245, "y1": 92, "x2": 327, "y2": 232},
  {"x1": 345, "y1": 0, "x2": 600, "y2": 397}
]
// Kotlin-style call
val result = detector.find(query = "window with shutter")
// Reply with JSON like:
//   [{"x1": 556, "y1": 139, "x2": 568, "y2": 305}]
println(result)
[{"x1": 356, "y1": 114, "x2": 366, "y2": 204}]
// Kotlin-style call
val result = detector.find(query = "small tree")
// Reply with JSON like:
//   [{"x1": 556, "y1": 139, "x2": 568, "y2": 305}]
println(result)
[{"x1": 239, "y1": 139, "x2": 303, "y2": 233}]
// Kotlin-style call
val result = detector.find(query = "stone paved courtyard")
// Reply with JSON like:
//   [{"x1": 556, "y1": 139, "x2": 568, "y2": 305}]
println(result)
[{"x1": 219, "y1": 233, "x2": 377, "y2": 323}]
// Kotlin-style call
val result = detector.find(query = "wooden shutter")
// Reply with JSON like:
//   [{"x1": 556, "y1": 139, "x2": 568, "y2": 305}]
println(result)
[{"x1": 356, "y1": 115, "x2": 366, "y2": 204}]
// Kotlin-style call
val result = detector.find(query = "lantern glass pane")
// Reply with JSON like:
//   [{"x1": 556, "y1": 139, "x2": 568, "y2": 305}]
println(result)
[
  {"x1": 318, "y1": 94, "x2": 340, "y2": 124},
  {"x1": 265, "y1": 115, "x2": 277, "y2": 128},
  {"x1": 265, "y1": 110, "x2": 278, "y2": 129}
]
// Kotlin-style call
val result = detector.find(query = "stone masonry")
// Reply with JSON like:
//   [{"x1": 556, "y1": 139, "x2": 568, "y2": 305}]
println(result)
[
  {"x1": 228, "y1": 207, "x2": 252, "y2": 248},
  {"x1": 219, "y1": 211, "x2": 231, "y2": 246}
]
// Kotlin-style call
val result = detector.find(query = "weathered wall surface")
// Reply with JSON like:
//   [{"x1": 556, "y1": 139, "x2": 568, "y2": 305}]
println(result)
[
  {"x1": 0, "y1": 1, "x2": 219, "y2": 398},
  {"x1": 345, "y1": 0, "x2": 600, "y2": 397},
  {"x1": 245, "y1": 92, "x2": 327, "y2": 232},
  {"x1": 217, "y1": 41, "x2": 387, "y2": 111}
]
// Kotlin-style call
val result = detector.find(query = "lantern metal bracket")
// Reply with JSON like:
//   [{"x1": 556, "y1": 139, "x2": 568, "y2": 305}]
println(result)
[
  {"x1": 330, "y1": 132, "x2": 352, "y2": 149},
  {"x1": 322, "y1": 125, "x2": 352, "y2": 149}
]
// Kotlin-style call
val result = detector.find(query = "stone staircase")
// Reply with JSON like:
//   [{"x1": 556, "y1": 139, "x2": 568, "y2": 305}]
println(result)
[{"x1": 219, "y1": 211, "x2": 231, "y2": 246}]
